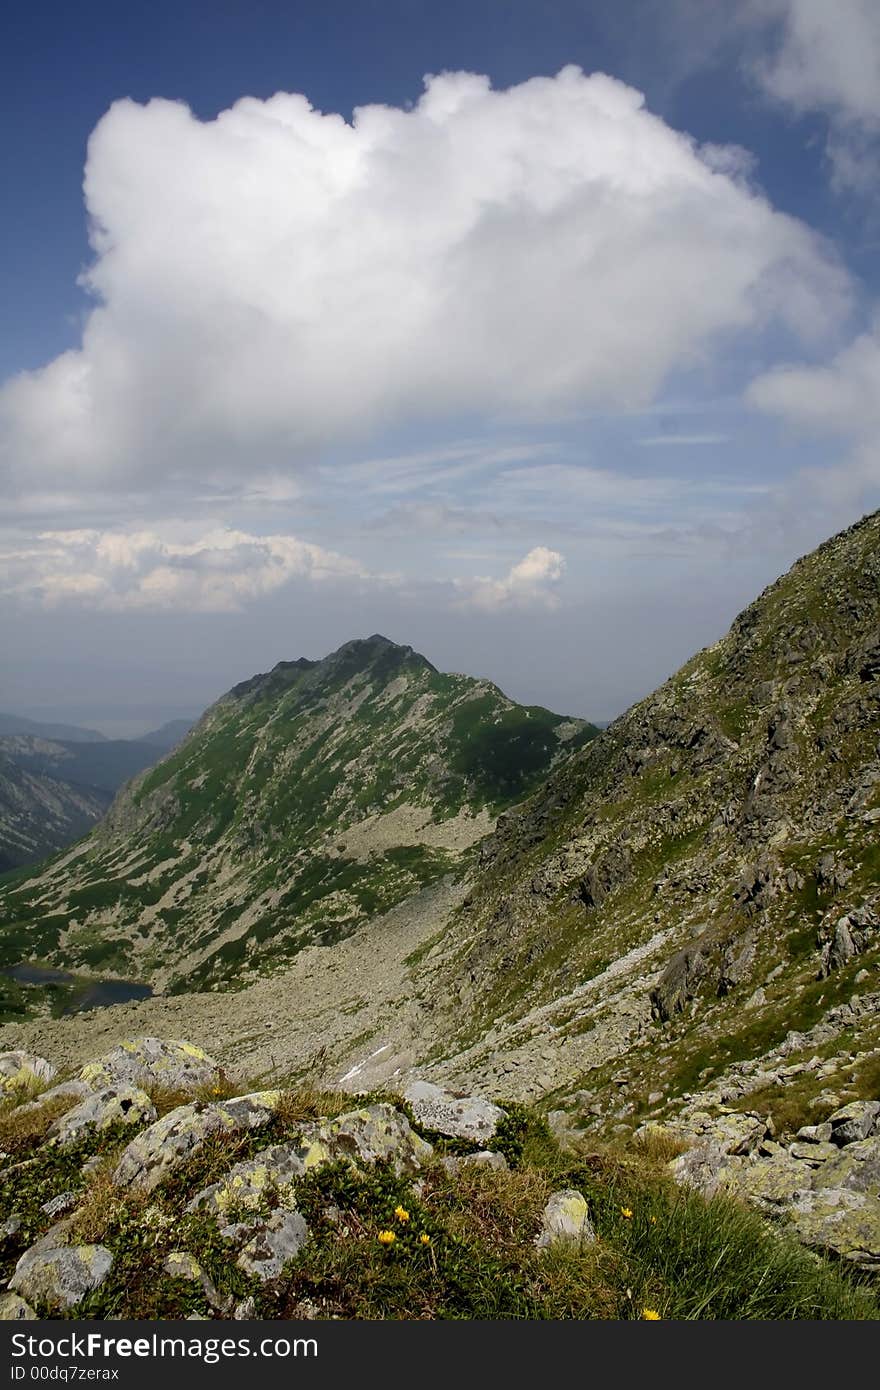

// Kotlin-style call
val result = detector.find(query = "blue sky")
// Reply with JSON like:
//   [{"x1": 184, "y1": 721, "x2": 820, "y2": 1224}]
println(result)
[{"x1": 2, "y1": 1, "x2": 880, "y2": 732}]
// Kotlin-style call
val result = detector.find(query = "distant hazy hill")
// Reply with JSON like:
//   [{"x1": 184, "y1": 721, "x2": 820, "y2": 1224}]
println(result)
[
  {"x1": 0, "y1": 712, "x2": 107, "y2": 743},
  {"x1": 0, "y1": 733, "x2": 186, "y2": 873},
  {"x1": 0, "y1": 635, "x2": 596, "y2": 994}
]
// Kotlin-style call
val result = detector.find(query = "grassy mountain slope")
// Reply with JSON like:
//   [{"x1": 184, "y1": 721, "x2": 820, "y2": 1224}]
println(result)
[{"x1": 0, "y1": 635, "x2": 595, "y2": 1004}]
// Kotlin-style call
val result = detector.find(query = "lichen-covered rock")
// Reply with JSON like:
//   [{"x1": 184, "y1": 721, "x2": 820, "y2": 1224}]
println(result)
[
  {"x1": 113, "y1": 1091, "x2": 281, "y2": 1192},
  {"x1": 49, "y1": 1086, "x2": 157, "y2": 1146},
  {"x1": 162, "y1": 1250, "x2": 204, "y2": 1281},
  {"x1": 186, "y1": 1140, "x2": 312, "y2": 1216},
  {"x1": 828, "y1": 1101, "x2": 880, "y2": 1147},
  {"x1": 0, "y1": 1292, "x2": 38, "y2": 1320},
  {"x1": 0, "y1": 1051, "x2": 56, "y2": 1097},
  {"x1": 40, "y1": 1192, "x2": 78, "y2": 1219},
  {"x1": 9, "y1": 1242, "x2": 113, "y2": 1312},
  {"x1": 536, "y1": 1190, "x2": 594, "y2": 1249},
  {"x1": 671, "y1": 1109, "x2": 770, "y2": 1156},
  {"x1": 80, "y1": 1037, "x2": 220, "y2": 1093},
  {"x1": 235, "y1": 1209, "x2": 309, "y2": 1281},
  {"x1": 669, "y1": 1141, "x2": 729, "y2": 1197},
  {"x1": 306, "y1": 1103, "x2": 432, "y2": 1173},
  {"x1": 814, "y1": 1136, "x2": 880, "y2": 1194},
  {"x1": 787, "y1": 1188, "x2": 880, "y2": 1271},
  {"x1": 403, "y1": 1081, "x2": 503, "y2": 1144}
]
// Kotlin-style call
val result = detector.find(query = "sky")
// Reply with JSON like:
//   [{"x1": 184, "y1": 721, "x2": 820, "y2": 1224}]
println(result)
[{"x1": 2, "y1": 0, "x2": 880, "y2": 735}]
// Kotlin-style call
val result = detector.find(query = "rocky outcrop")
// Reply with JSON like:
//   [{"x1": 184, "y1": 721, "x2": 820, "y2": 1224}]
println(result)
[
  {"x1": 668, "y1": 1099, "x2": 880, "y2": 1271},
  {"x1": 80, "y1": 1038, "x2": 221, "y2": 1093},
  {"x1": 403, "y1": 1081, "x2": 503, "y2": 1144}
]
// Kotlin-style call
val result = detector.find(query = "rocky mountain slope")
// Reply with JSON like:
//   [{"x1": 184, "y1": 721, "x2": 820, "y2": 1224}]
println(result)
[
  {"x1": 406, "y1": 508, "x2": 880, "y2": 1128},
  {"x1": 0, "y1": 749, "x2": 108, "y2": 875},
  {"x1": 0, "y1": 735, "x2": 181, "y2": 872},
  {"x1": 0, "y1": 635, "x2": 594, "y2": 1005}
]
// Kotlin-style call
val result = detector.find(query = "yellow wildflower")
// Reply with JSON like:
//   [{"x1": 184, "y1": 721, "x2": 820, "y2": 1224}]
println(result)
[
  {"x1": 378, "y1": 1230, "x2": 396, "y2": 1246},
  {"x1": 394, "y1": 1205, "x2": 410, "y2": 1223},
  {"x1": 419, "y1": 1233, "x2": 431, "y2": 1246},
  {"x1": 650, "y1": 1215, "x2": 657, "y2": 1224},
  {"x1": 621, "y1": 1207, "x2": 633, "y2": 1219},
  {"x1": 642, "y1": 1309, "x2": 661, "y2": 1320}
]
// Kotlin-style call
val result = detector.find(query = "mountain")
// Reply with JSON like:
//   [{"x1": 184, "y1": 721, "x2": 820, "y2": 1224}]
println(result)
[
  {"x1": 0, "y1": 712, "x2": 107, "y2": 742},
  {"x1": 0, "y1": 735, "x2": 181, "y2": 873},
  {"x1": 0, "y1": 746, "x2": 108, "y2": 874},
  {"x1": 407, "y1": 508, "x2": 880, "y2": 1122},
  {"x1": 140, "y1": 719, "x2": 194, "y2": 751},
  {"x1": 0, "y1": 635, "x2": 596, "y2": 1001}
]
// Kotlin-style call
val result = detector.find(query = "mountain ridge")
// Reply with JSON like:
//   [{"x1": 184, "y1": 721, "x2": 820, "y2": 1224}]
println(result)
[{"x1": 0, "y1": 635, "x2": 596, "y2": 1008}]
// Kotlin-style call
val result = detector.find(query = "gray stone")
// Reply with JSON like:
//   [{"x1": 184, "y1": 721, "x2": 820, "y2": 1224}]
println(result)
[
  {"x1": 236, "y1": 1209, "x2": 309, "y2": 1281},
  {"x1": 305, "y1": 1103, "x2": 433, "y2": 1174},
  {"x1": 795, "y1": 1123, "x2": 832, "y2": 1144},
  {"x1": 49, "y1": 1086, "x2": 157, "y2": 1146},
  {"x1": 828, "y1": 1101, "x2": 880, "y2": 1146},
  {"x1": 814, "y1": 1136, "x2": 880, "y2": 1194},
  {"x1": 113, "y1": 1090, "x2": 282, "y2": 1192},
  {"x1": 9, "y1": 1243, "x2": 113, "y2": 1313},
  {"x1": 186, "y1": 1140, "x2": 309, "y2": 1216},
  {"x1": 0, "y1": 1051, "x2": 56, "y2": 1097},
  {"x1": 669, "y1": 1141, "x2": 729, "y2": 1197},
  {"x1": 535, "y1": 1190, "x2": 594, "y2": 1249},
  {"x1": 0, "y1": 1293, "x2": 38, "y2": 1320},
  {"x1": 40, "y1": 1191, "x2": 78, "y2": 1219},
  {"x1": 403, "y1": 1080, "x2": 503, "y2": 1144},
  {"x1": 80, "y1": 1038, "x2": 221, "y2": 1093},
  {"x1": 787, "y1": 1188, "x2": 880, "y2": 1271}
]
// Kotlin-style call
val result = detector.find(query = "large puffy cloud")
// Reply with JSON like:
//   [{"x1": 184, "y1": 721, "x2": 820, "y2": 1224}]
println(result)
[
  {"x1": 0, "y1": 525, "x2": 371, "y2": 612},
  {"x1": 750, "y1": 0, "x2": 880, "y2": 193},
  {"x1": 458, "y1": 546, "x2": 565, "y2": 611},
  {"x1": 0, "y1": 66, "x2": 849, "y2": 495}
]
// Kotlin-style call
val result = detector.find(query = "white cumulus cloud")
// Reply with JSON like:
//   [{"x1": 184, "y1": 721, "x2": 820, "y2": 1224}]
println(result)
[
  {"x1": 0, "y1": 66, "x2": 850, "y2": 498},
  {"x1": 458, "y1": 546, "x2": 566, "y2": 610}
]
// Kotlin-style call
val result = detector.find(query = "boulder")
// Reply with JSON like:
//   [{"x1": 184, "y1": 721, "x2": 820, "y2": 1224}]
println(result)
[
  {"x1": 186, "y1": 1140, "x2": 312, "y2": 1216},
  {"x1": 9, "y1": 1243, "x2": 113, "y2": 1313},
  {"x1": 813, "y1": 1136, "x2": 880, "y2": 1194},
  {"x1": 441, "y1": 1150, "x2": 508, "y2": 1175},
  {"x1": 787, "y1": 1188, "x2": 880, "y2": 1271},
  {"x1": 0, "y1": 1293, "x2": 38, "y2": 1320},
  {"x1": 309, "y1": 1103, "x2": 433, "y2": 1173},
  {"x1": 113, "y1": 1091, "x2": 281, "y2": 1192},
  {"x1": 403, "y1": 1081, "x2": 503, "y2": 1144},
  {"x1": 0, "y1": 1051, "x2": 56, "y2": 1097},
  {"x1": 234, "y1": 1209, "x2": 309, "y2": 1282},
  {"x1": 828, "y1": 1101, "x2": 880, "y2": 1146},
  {"x1": 80, "y1": 1038, "x2": 220, "y2": 1093},
  {"x1": 49, "y1": 1086, "x2": 157, "y2": 1147},
  {"x1": 535, "y1": 1190, "x2": 594, "y2": 1249}
]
